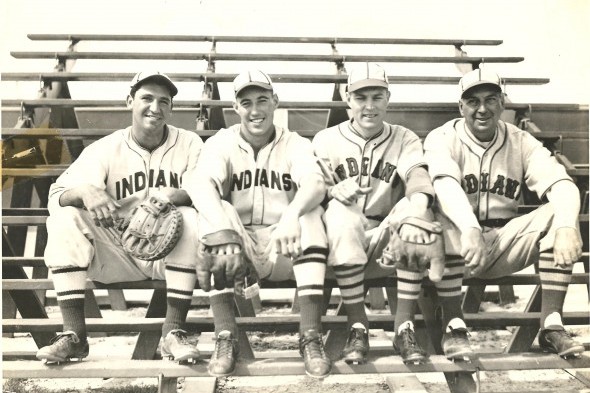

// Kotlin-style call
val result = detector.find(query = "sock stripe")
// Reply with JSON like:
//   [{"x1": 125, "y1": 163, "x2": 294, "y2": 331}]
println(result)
[
  {"x1": 293, "y1": 256, "x2": 327, "y2": 266},
  {"x1": 540, "y1": 284, "x2": 569, "y2": 292},
  {"x1": 440, "y1": 273, "x2": 464, "y2": 281},
  {"x1": 165, "y1": 265, "x2": 197, "y2": 274},
  {"x1": 298, "y1": 284, "x2": 324, "y2": 292},
  {"x1": 302, "y1": 246, "x2": 329, "y2": 256},
  {"x1": 539, "y1": 267, "x2": 573, "y2": 275},
  {"x1": 52, "y1": 266, "x2": 88, "y2": 275}
]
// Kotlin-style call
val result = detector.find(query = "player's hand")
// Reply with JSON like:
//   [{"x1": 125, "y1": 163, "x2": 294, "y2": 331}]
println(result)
[
  {"x1": 270, "y1": 209, "x2": 302, "y2": 259},
  {"x1": 330, "y1": 178, "x2": 372, "y2": 206},
  {"x1": 398, "y1": 221, "x2": 439, "y2": 273},
  {"x1": 79, "y1": 184, "x2": 121, "y2": 228},
  {"x1": 553, "y1": 227, "x2": 583, "y2": 268},
  {"x1": 461, "y1": 227, "x2": 487, "y2": 276}
]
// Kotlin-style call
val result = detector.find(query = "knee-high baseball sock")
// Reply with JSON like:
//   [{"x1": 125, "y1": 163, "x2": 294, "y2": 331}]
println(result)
[
  {"x1": 162, "y1": 264, "x2": 197, "y2": 337},
  {"x1": 293, "y1": 246, "x2": 328, "y2": 334},
  {"x1": 51, "y1": 266, "x2": 88, "y2": 341},
  {"x1": 539, "y1": 254, "x2": 573, "y2": 328},
  {"x1": 395, "y1": 269, "x2": 424, "y2": 333},
  {"x1": 434, "y1": 258, "x2": 465, "y2": 329},
  {"x1": 209, "y1": 289, "x2": 238, "y2": 337},
  {"x1": 333, "y1": 264, "x2": 368, "y2": 330}
]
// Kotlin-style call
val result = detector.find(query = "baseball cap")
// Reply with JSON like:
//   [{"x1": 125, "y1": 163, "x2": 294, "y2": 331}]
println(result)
[
  {"x1": 130, "y1": 71, "x2": 178, "y2": 97},
  {"x1": 233, "y1": 70, "x2": 274, "y2": 97},
  {"x1": 347, "y1": 63, "x2": 389, "y2": 93},
  {"x1": 459, "y1": 68, "x2": 502, "y2": 98}
]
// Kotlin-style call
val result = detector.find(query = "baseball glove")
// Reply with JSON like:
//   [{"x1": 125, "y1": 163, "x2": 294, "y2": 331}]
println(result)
[
  {"x1": 198, "y1": 229, "x2": 249, "y2": 294},
  {"x1": 380, "y1": 211, "x2": 445, "y2": 282},
  {"x1": 116, "y1": 195, "x2": 183, "y2": 261}
]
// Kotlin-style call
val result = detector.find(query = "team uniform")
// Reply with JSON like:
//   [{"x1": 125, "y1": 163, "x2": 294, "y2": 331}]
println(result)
[
  {"x1": 424, "y1": 118, "x2": 572, "y2": 278},
  {"x1": 188, "y1": 123, "x2": 327, "y2": 281},
  {"x1": 313, "y1": 121, "x2": 431, "y2": 269},
  {"x1": 45, "y1": 125, "x2": 203, "y2": 283}
]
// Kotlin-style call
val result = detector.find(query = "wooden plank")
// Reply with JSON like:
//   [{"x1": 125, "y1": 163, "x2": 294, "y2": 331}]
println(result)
[
  {"x1": 178, "y1": 377, "x2": 217, "y2": 393},
  {"x1": 386, "y1": 373, "x2": 428, "y2": 392},
  {"x1": 1, "y1": 72, "x2": 550, "y2": 85},
  {"x1": 5, "y1": 311, "x2": 588, "y2": 334},
  {"x1": 26, "y1": 34, "x2": 504, "y2": 46},
  {"x1": 4, "y1": 353, "x2": 589, "y2": 379},
  {"x1": 3, "y1": 99, "x2": 583, "y2": 111},
  {"x1": 133, "y1": 289, "x2": 167, "y2": 360},
  {"x1": 3, "y1": 271, "x2": 589, "y2": 290}
]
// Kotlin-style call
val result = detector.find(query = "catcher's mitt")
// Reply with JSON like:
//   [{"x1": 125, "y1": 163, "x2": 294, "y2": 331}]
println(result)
[
  {"x1": 116, "y1": 195, "x2": 183, "y2": 261},
  {"x1": 198, "y1": 229, "x2": 250, "y2": 294},
  {"x1": 380, "y1": 212, "x2": 445, "y2": 282}
]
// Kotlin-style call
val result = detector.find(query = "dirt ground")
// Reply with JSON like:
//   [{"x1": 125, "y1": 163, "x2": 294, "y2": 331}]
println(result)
[{"x1": 2, "y1": 278, "x2": 589, "y2": 393}]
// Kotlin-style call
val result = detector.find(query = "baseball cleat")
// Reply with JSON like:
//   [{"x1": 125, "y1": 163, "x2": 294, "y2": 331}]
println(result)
[
  {"x1": 299, "y1": 329, "x2": 331, "y2": 379},
  {"x1": 539, "y1": 327, "x2": 585, "y2": 358},
  {"x1": 441, "y1": 327, "x2": 474, "y2": 362},
  {"x1": 208, "y1": 330, "x2": 239, "y2": 377},
  {"x1": 393, "y1": 327, "x2": 428, "y2": 365},
  {"x1": 36, "y1": 331, "x2": 89, "y2": 365},
  {"x1": 341, "y1": 323, "x2": 370, "y2": 365},
  {"x1": 161, "y1": 329, "x2": 200, "y2": 364}
]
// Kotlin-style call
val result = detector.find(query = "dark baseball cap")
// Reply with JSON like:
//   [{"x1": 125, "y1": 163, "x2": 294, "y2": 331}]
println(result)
[
  {"x1": 130, "y1": 71, "x2": 178, "y2": 97},
  {"x1": 233, "y1": 69, "x2": 274, "y2": 97}
]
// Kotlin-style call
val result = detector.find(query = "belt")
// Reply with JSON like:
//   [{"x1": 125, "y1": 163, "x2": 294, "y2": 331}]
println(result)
[{"x1": 479, "y1": 218, "x2": 512, "y2": 228}]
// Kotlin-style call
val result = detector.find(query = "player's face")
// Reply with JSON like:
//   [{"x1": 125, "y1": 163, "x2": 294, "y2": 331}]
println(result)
[
  {"x1": 233, "y1": 87, "x2": 278, "y2": 141},
  {"x1": 459, "y1": 85, "x2": 504, "y2": 141},
  {"x1": 127, "y1": 82, "x2": 173, "y2": 133},
  {"x1": 346, "y1": 87, "x2": 390, "y2": 136}
]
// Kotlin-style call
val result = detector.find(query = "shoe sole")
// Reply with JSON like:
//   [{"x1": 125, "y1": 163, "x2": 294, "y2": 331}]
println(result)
[
  {"x1": 401, "y1": 354, "x2": 428, "y2": 365},
  {"x1": 444, "y1": 349, "x2": 474, "y2": 362},
  {"x1": 304, "y1": 369, "x2": 331, "y2": 379},
  {"x1": 37, "y1": 355, "x2": 87, "y2": 365},
  {"x1": 545, "y1": 344, "x2": 585, "y2": 358},
  {"x1": 207, "y1": 366, "x2": 236, "y2": 377},
  {"x1": 342, "y1": 351, "x2": 368, "y2": 365}
]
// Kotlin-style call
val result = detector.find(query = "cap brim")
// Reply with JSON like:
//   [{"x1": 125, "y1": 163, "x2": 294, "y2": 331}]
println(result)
[
  {"x1": 348, "y1": 79, "x2": 389, "y2": 93},
  {"x1": 461, "y1": 82, "x2": 501, "y2": 98},
  {"x1": 234, "y1": 82, "x2": 273, "y2": 97}
]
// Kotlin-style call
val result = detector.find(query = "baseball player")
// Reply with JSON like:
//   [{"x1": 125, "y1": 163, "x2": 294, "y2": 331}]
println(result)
[
  {"x1": 183, "y1": 70, "x2": 331, "y2": 378},
  {"x1": 37, "y1": 71, "x2": 204, "y2": 364},
  {"x1": 424, "y1": 68, "x2": 585, "y2": 358},
  {"x1": 313, "y1": 63, "x2": 468, "y2": 364}
]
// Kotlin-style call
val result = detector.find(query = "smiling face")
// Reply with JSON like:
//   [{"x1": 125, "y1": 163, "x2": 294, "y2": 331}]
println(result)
[
  {"x1": 233, "y1": 86, "x2": 278, "y2": 144},
  {"x1": 346, "y1": 86, "x2": 390, "y2": 137},
  {"x1": 127, "y1": 82, "x2": 172, "y2": 135},
  {"x1": 459, "y1": 84, "x2": 504, "y2": 142}
]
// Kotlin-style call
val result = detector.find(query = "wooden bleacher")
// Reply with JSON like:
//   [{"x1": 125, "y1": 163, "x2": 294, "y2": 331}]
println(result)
[{"x1": 2, "y1": 34, "x2": 589, "y2": 393}]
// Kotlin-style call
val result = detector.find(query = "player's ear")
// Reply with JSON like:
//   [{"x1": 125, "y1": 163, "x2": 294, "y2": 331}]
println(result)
[
  {"x1": 345, "y1": 91, "x2": 352, "y2": 105},
  {"x1": 458, "y1": 100, "x2": 465, "y2": 117},
  {"x1": 232, "y1": 100, "x2": 239, "y2": 113},
  {"x1": 126, "y1": 95, "x2": 134, "y2": 109},
  {"x1": 272, "y1": 93, "x2": 279, "y2": 108}
]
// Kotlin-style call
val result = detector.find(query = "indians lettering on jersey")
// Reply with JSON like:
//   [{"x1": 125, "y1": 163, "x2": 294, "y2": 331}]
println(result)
[
  {"x1": 463, "y1": 172, "x2": 521, "y2": 201},
  {"x1": 333, "y1": 157, "x2": 398, "y2": 185},
  {"x1": 230, "y1": 169, "x2": 293, "y2": 192},
  {"x1": 115, "y1": 169, "x2": 182, "y2": 199}
]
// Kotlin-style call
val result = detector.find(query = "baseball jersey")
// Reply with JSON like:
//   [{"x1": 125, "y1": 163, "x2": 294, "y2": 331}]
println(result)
[
  {"x1": 313, "y1": 121, "x2": 431, "y2": 221},
  {"x1": 190, "y1": 124, "x2": 323, "y2": 226},
  {"x1": 424, "y1": 118, "x2": 572, "y2": 221},
  {"x1": 48, "y1": 125, "x2": 203, "y2": 215}
]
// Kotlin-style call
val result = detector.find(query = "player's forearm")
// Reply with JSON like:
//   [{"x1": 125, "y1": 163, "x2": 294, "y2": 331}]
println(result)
[
  {"x1": 407, "y1": 192, "x2": 430, "y2": 216},
  {"x1": 433, "y1": 176, "x2": 480, "y2": 233},
  {"x1": 188, "y1": 179, "x2": 233, "y2": 230},
  {"x1": 287, "y1": 175, "x2": 326, "y2": 217},
  {"x1": 158, "y1": 188, "x2": 192, "y2": 206},
  {"x1": 546, "y1": 180, "x2": 581, "y2": 229},
  {"x1": 58, "y1": 186, "x2": 91, "y2": 208}
]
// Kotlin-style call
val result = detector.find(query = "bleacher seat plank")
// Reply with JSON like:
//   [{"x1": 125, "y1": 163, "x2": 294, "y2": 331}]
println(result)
[
  {"x1": 3, "y1": 312, "x2": 589, "y2": 333},
  {"x1": 26, "y1": 34, "x2": 504, "y2": 46},
  {"x1": 3, "y1": 353, "x2": 589, "y2": 379},
  {"x1": 1, "y1": 72, "x2": 550, "y2": 85},
  {"x1": 386, "y1": 374, "x2": 429, "y2": 393},
  {"x1": 3, "y1": 99, "x2": 582, "y2": 111},
  {"x1": 10, "y1": 51, "x2": 525, "y2": 65}
]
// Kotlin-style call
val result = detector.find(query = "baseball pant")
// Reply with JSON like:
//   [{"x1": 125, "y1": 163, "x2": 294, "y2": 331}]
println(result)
[
  {"x1": 197, "y1": 200, "x2": 328, "y2": 281},
  {"x1": 44, "y1": 205, "x2": 200, "y2": 283}
]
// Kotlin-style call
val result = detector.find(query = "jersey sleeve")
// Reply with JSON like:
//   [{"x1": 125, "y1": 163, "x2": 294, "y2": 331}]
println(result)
[
  {"x1": 188, "y1": 137, "x2": 230, "y2": 198},
  {"x1": 521, "y1": 132, "x2": 572, "y2": 199},
  {"x1": 311, "y1": 130, "x2": 336, "y2": 187},
  {"x1": 396, "y1": 127, "x2": 428, "y2": 180},
  {"x1": 289, "y1": 134, "x2": 324, "y2": 187},
  {"x1": 47, "y1": 141, "x2": 110, "y2": 213},
  {"x1": 423, "y1": 126, "x2": 463, "y2": 183},
  {"x1": 179, "y1": 133, "x2": 204, "y2": 185}
]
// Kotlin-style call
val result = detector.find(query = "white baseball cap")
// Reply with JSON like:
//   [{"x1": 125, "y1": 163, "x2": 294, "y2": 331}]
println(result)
[
  {"x1": 347, "y1": 63, "x2": 389, "y2": 93},
  {"x1": 459, "y1": 68, "x2": 502, "y2": 98},
  {"x1": 130, "y1": 71, "x2": 178, "y2": 97},
  {"x1": 233, "y1": 70, "x2": 274, "y2": 97}
]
